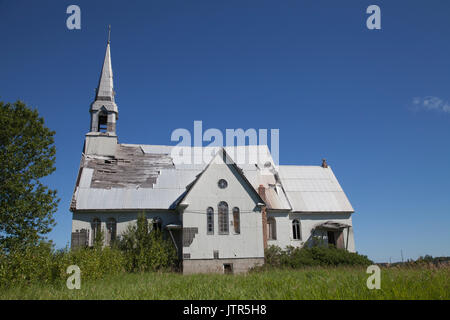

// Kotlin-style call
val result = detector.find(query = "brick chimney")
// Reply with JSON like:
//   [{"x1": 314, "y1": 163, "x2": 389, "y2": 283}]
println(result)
[
  {"x1": 321, "y1": 158, "x2": 328, "y2": 168},
  {"x1": 258, "y1": 184, "x2": 266, "y2": 202},
  {"x1": 258, "y1": 185, "x2": 268, "y2": 250}
]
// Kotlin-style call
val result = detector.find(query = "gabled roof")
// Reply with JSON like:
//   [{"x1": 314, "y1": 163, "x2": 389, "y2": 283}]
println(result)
[{"x1": 175, "y1": 148, "x2": 265, "y2": 207}]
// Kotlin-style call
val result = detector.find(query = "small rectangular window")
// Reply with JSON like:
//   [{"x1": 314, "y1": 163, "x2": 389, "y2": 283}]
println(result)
[
  {"x1": 268, "y1": 217, "x2": 276, "y2": 240},
  {"x1": 213, "y1": 250, "x2": 219, "y2": 259},
  {"x1": 223, "y1": 263, "x2": 233, "y2": 274}
]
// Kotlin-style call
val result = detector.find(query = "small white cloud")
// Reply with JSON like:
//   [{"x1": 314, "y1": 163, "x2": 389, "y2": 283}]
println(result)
[
  {"x1": 412, "y1": 97, "x2": 421, "y2": 105},
  {"x1": 411, "y1": 96, "x2": 450, "y2": 114},
  {"x1": 443, "y1": 103, "x2": 450, "y2": 113}
]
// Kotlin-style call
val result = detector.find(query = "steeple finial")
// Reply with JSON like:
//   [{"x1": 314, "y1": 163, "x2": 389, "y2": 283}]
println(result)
[{"x1": 107, "y1": 25, "x2": 111, "y2": 44}]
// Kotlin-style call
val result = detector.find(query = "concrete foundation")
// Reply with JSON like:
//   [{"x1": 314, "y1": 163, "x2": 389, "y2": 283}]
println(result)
[{"x1": 183, "y1": 258, "x2": 264, "y2": 274}]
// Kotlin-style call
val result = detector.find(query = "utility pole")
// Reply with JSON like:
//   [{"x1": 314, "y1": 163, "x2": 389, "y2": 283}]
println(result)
[{"x1": 401, "y1": 250, "x2": 404, "y2": 263}]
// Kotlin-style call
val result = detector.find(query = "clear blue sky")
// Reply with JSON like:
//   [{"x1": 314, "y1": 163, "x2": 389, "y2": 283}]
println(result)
[{"x1": 1, "y1": 0, "x2": 449, "y2": 262}]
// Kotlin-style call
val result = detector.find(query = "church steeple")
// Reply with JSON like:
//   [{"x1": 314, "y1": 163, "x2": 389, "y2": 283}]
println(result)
[
  {"x1": 89, "y1": 25, "x2": 118, "y2": 135},
  {"x1": 95, "y1": 26, "x2": 114, "y2": 102}
]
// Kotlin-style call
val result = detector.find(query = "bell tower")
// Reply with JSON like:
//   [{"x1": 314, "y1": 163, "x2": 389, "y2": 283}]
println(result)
[{"x1": 85, "y1": 26, "x2": 118, "y2": 156}]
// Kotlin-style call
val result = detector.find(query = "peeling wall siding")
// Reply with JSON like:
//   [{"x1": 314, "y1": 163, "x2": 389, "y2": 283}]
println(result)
[{"x1": 182, "y1": 227, "x2": 198, "y2": 247}]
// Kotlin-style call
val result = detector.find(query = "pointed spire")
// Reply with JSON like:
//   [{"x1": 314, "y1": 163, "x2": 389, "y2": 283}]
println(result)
[{"x1": 95, "y1": 26, "x2": 114, "y2": 102}]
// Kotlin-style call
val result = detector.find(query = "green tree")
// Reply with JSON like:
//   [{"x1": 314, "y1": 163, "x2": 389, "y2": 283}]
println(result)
[{"x1": 0, "y1": 101, "x2": 59, "y2": 251}]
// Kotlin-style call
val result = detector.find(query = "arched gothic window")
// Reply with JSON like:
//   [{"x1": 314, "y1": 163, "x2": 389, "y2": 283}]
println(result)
[
  {"x1": 232, "y1": 207, "x2": 240, "y2": 234},
  {"x1": 292, "y1": 219, "x2": 301, "y2": 240},
  {"x1": 98, "y1": 110, "x2": 108, "y2": 132},
  {"x1": 218, "y1": 201, "x2": 229, "y2": 235},
  {"x1": 207, "y1": 207, "x2": 214, "y2": 235}
]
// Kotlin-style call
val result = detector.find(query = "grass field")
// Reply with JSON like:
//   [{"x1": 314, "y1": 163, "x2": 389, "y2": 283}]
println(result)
[{"x1": 0, "y1": 266, "x2": 448, "y2": 300}]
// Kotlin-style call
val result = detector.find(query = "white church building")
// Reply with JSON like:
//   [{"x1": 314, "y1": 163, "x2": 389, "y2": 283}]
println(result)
[{"x1": 70, "y1": 39, "x2": 356, "y2": 274}]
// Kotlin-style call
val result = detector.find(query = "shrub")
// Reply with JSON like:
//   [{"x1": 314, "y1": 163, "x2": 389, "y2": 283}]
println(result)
[
  {"x1": 0, "y1": 214, "x2": 179, "y2": 287},
  {"x1": 0, "y1": 241, "x2": 57, "y2": 287},
  {"x1": 0, "y1": 241, "x2": 127, "y2": 288},
  {"x1": 63, "y1": 246, "x2": 126, "y2": 281},
  {"x1": 264, "y1": 245, "x2": 372, "y2": 269},
  {"x1": 117, "y1": 212, "x2": 177, "y2": 272}
]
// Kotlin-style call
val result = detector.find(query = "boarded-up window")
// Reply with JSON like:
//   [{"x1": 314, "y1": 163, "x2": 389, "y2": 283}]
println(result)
[
  {"x1": 71, "y1": 229, "x2": 89, "y2": 249},
  {"x1": 232, "y1": 207, "x2": 240, "y2": 234},
  {"x1": 218, "y1": 201, "x2": 229, "y2": 235},
  {"x1": 267, "y1": 217, "x2": 276, "y2": 240},
  {"x1": 183, "y1": 227, "x2": 198, "y2": 247},
  {"x1": 183, "y1": 253, "x2": 191, "y2": 259},
  {"x1": 292, "y1": 219, "x2": 301, "y2": 240},
  {"x1": 207, "y1": 207, "x2": 214, "y2": 235}
]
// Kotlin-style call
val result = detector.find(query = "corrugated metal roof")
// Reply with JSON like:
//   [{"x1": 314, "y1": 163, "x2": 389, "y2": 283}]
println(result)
[
  {"x1": 278, "y1": 165, "x2": 354, "y2": 212},
  {"x1": 153, "y1": 169, "x2": 200, "y2": 190},
  {"x1": 79, "y1": 168, "x2": 93, "y2": 188},
  {"x1": 71, "y1": 145, "x2": 353, "y2": 213},
  {"x1": 75, "y1": 188, "x2": 182, "y2": 210},
  {"x1": 140, "y1": 144, "x2": 275, "y2": 168},
  {"x1": 264, "y1": 185, "x2": 291, "y2": 210}
]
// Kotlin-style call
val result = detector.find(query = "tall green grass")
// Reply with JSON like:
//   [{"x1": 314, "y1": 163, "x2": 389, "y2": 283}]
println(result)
[{"x1": 1, "y1": 266, "x2": 448, "y2": 300}]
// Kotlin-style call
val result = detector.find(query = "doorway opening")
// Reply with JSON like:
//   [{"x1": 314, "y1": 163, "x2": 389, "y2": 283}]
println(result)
[{"x1": 327, "y1": 231, "x2": 336, "y2": 246}]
